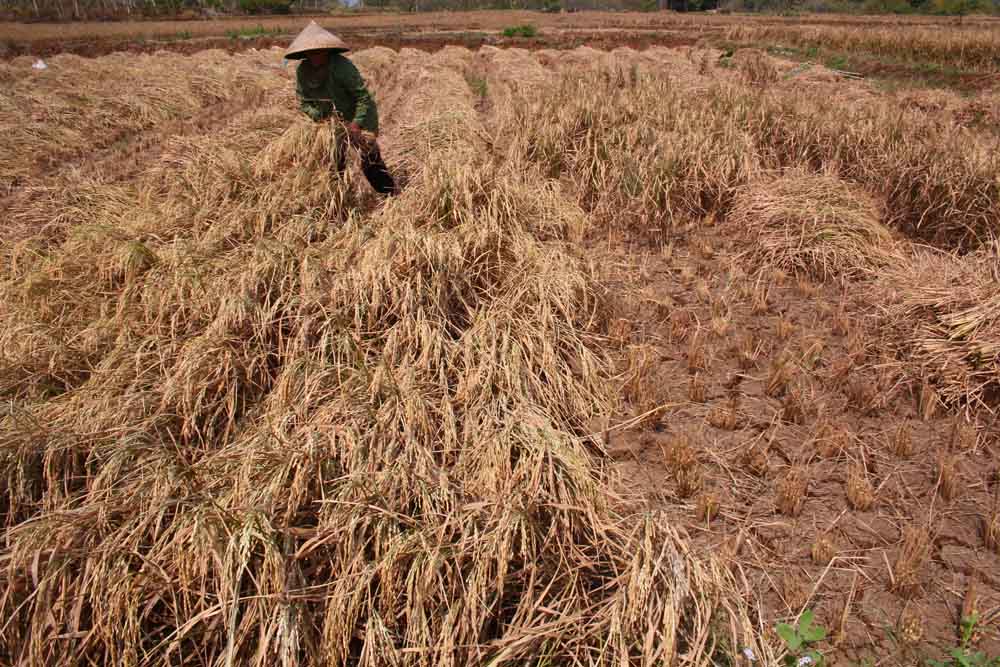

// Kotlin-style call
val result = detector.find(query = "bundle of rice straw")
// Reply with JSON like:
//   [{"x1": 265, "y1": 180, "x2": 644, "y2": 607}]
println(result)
[{"x1": 730, "y1": 171, "x2": 898, "y2": 281}]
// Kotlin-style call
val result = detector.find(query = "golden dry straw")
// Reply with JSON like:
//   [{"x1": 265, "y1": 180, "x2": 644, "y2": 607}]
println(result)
[
  {"x1": 882, "y1": 242, "x2": 1000, "y2": 412},
  {"x1": 0, "y1": 45, "x2": 771, "y2": 667},
  {"x1": 729, "y1": 171, "x2": 897, "y2": 281}
]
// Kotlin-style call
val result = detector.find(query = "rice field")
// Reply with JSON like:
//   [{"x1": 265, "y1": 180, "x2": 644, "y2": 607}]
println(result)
[{"x1": 2, "y1": 27, "x2": 999, "y2": 667}]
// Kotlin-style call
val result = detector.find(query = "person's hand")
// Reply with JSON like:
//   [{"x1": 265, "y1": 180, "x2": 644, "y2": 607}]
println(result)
[
  {"x1": 346, "y1": 123, "x2": 376, "y2": 150},
  {"x1": 345, "y1": 122, "x2": 363, "y2": 141}
]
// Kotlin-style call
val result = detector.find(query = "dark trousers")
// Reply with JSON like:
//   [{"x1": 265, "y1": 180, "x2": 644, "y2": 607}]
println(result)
[{"x1": 336, "y1": 138, "x2": 397, "y2": 196}]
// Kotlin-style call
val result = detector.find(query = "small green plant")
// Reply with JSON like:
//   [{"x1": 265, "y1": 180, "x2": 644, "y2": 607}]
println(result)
[
  {"x1": 776, "y1": 610, "x2": 827, "y2": 666},
  {"x1": 501, "y1": 24, "x2": 538, "y2": 38},
  {"x1": 826, "y1": 54, "x2": 849, "y2": 70},
  {"x1": 226, "y1": 24, "x2": 281, "y2": 40},
  {"x1": 915, "y1": 60, "x2": 946, "y2": 74},
  {"x1": 173, "y1": 30, "x2": 193, "y2": 40},
  {"x1": 927, "y1": 614, "x2": 1000, "y2": 667}
]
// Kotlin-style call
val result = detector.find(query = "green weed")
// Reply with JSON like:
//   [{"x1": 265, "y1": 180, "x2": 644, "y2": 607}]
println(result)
[
  {"x1": 776, "y1": 610, "x2": 827, "y2": 666},
  {"x1": 927, "y1": 614, "x2": 1000, "y2": 667},
  {"x1": 502, "y1": 24, "x2": 538, "y2": 38},
  {"x1": 826, "y1": 54, "x2": 850, "y2": 70},
  {"x1": 226, "y1": 24, "x2": 279, "y2": 39}
]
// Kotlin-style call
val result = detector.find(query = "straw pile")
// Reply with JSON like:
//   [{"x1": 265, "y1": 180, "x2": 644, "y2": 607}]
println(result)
[
  {"x1": 480, "y1": 46, "x2": 555, "y2": 101},
  {"x1": 497, "y1": 55, "x2": 998, "y2": 249},
  {"x1": 499, "y1": 69, "x2": 757, "y2": 235},
  {"x1": 378, "y1": 49, "x2": 486, "y2": 181},
  {"x1": 724, "y1": 23, "x2": 1000, "y2": 73},
  {"x1": 730, "y1": 171, "x2": 898, "y2": 281},
  {"x1": 347, "y1": 45, "x2": 400, "y2": 88},
  {"x1": 883, "y1": 242, "x2": 1000, "y2": 412},
  {"x1": 1, "y1": 46, "x2": 769, "y2": 667},
  {"x1": 736, "y1": 86, "x2": 1000, "y2": 249},
  {"x1": 0, "y1": 50, "x2": 285, "y2": 194}
]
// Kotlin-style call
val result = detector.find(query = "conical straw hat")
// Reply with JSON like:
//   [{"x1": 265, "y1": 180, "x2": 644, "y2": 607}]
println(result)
[{"x1": 285, "y1": 21, "x2": 349, "y2": 59}]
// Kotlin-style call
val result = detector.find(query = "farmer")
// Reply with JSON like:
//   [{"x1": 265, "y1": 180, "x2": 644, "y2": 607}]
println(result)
[{"x1": 286, "y1": 21, "x2": 397, "y2": 196}]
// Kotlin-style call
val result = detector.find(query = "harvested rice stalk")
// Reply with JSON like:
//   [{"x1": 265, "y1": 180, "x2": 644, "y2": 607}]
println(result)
[
  {"x1": 0, "y1": 47, "x2": 770, "y2": 667},
  {"x1": 882, "y1": 242, "x2": 1000, "y2": 412},
  {"x1": 730, "y1": 171, "x2": 897, "y2": 281}
]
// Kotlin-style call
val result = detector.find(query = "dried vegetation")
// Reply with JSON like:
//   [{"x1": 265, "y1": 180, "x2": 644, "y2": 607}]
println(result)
[
  {"x1": 730, "y1": 172, "x2": 896, "y2": 281},
  {"x1": 3, "y1": 25, "x2": 1000, "y2": 666},
  {"x1": 883, "y1": 242, "x2": 1000, "y2": 412},
  {"x1": 725, "y1": 22, "x2": 1000, "y2": 73},
  {"x1": 0, "y1": 49, "x2": 284, "y2": 194},
  {"x1": 0, "y1": 45, "x2": 777, "y2": 667}
]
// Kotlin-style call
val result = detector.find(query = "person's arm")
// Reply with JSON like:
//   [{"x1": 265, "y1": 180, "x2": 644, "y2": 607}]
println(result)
[
  {"x1": 340, "y1": 59, "x2": 378, "y2": 134},
  {"x1": 296, "y1": 65, "x2": 327, "y2": 122}
]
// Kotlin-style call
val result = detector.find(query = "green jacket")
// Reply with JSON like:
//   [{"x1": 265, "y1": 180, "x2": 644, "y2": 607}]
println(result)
[{"x1": 295, "y1": 54, "x2": 379, "y2": 134}]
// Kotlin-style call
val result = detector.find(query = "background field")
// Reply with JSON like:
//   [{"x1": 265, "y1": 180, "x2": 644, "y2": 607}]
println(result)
[
  {"x1": 4, "y1": 10, "x2": 1000, "y2": 90},
  {"x1": 2, "y1": 12, "x2": 1000, "y2": 667}
]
